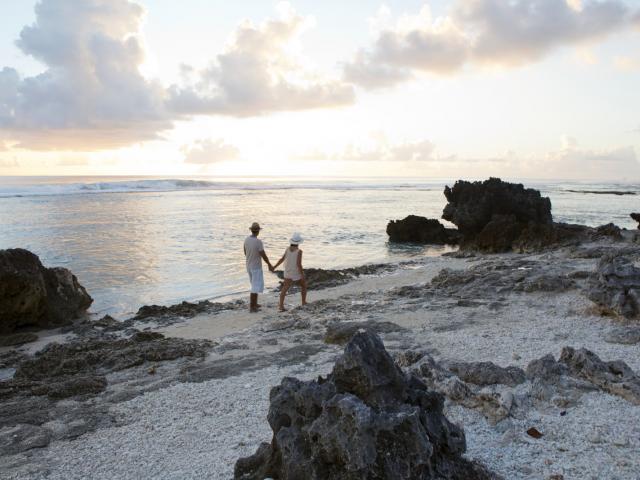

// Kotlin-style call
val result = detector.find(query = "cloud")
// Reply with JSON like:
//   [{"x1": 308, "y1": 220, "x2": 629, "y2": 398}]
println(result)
[
  {"x1": 57, "y1": 155, "x2": 89, "y2": 166},
  {"x1": 297, "y1": 138, "x2": 437, "y2": 162},
  {"x1": 0, "y1": 157, "x2": 19, "y2": 168},
  {"x1": 0, "y1": 0, "x2": 172, "y2": 150},
  {"x1": 491, "y1": 138, "x2": 640, "y2": 179},
  {"x1": 181, "y1": 138, "x2": 241, "y2": 164},
  {"x1": 346, "y1": 0, "x2": 634, "y2": 88},
  {"x1": 1, "y1": 1, "x2": 352, "y2": 151},
  {"x1": 535, "y1": 144, "x2": 639, "y2": 179},
  {"x1": 457, "y1": 0, "x2": 628, "y2": 65},
  {"x1": 167, "y1": 3, "x2": 355, "y2": 116},
  {"x1": 613, "y1": 55, "x2": 640, "y2": 71}
]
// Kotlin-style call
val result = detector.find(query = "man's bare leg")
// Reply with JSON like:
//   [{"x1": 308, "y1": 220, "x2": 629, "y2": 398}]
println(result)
[{"x1": 250, "y1": 293, "x2": 259, "y2": 312}]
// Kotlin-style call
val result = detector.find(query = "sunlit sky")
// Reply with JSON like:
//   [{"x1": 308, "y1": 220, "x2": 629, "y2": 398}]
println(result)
[{"x1": 0, "y1": 0, "x2": 639, "y2": 179}]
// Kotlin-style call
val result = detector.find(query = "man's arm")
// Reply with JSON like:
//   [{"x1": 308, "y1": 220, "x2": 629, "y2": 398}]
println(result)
[{"x1": 260, "y1": 250, "x2": 273, "y2": 271}]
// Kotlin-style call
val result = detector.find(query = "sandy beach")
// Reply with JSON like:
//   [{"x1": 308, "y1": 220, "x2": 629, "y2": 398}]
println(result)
[{"x1": 2, "y1": 232, "x2": 640, "y2": 479}]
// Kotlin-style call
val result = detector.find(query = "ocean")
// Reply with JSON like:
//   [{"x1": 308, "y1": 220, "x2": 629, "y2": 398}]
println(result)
[{"x1": 0, "y1": 176, "x2": 638, "y2": 318}]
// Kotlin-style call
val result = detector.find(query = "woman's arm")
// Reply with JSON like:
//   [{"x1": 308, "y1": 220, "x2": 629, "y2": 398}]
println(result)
[{"x1": 273, "y1": 251, "x2": 286, "y2": 270}]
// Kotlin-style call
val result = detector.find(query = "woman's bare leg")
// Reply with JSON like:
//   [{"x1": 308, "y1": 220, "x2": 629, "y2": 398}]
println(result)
[
  {"x1": 279, "y1": 279, "x2": 291, "y2": 311},
  {"x1": 300, "y1": 278, "x2": 307, "y2": 306}
]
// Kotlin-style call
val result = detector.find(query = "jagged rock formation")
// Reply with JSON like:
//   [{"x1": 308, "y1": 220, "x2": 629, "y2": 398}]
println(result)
[
  {"x1": 235, "y1": 332, "x2": 495, "y2": 480},
  {"x1": 387, "y1": 215, "x2": 461, "y2": 244},
  {"x1": 410, "y1": 355, "x2": 514, "y2": 425},
  {"x1": 586, "y1": 253, "x2": 640, "y2": 319},
  {"x1": 441, "y1": 178, "x2": 552, "y2": 252},
  {"x1": 397, "y1": 346, "x2": 640, "y2": 427},
  {"x1": 526, "y1": 347, "x2": 640, "y2": 406},
  {"x1": 631, "y1": 213, "x2": 640, "y2": 229},
  {"x1": 0, "y1": 248, "x2": 92, "y2": 334}
]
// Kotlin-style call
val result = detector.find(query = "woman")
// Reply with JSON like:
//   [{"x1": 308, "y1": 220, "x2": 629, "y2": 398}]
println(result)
[{"x1": 273, "y1": 232, "x2": 307, "y2": 312}]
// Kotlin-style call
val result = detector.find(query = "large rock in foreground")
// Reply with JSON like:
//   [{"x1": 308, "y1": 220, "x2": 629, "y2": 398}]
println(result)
[
  {"x1": 0, "y1": 249, "x2": 92, "y2": 334},
  {"x1": 586, "y1": 253, "x2": 640, "y2": 319},
  {"x1": 442, "y1": 178, "x2": 553, "y2": 252},
  {"x1": 387, "y1": 215, "x2": 461, "y2": 244},
  {"x1": 235, "y1": 332, "x2": 495, "y2": 480}
]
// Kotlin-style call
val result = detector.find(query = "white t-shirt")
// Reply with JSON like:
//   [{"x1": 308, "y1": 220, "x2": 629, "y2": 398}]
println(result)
[{"x1": 244, "y1": 235, "x2": 264, "y2": 271}]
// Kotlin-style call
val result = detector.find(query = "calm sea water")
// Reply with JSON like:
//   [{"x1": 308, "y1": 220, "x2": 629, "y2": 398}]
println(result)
[{"x1": 0, "y1": 176, "x2": 638, "y2": 317}]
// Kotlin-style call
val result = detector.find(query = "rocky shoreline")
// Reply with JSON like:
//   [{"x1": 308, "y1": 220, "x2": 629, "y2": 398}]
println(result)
[
  {"x1": 2, "y1": 178, "x2": 640, "y2": 479},
  {"x1": 1, "y1": 233, "x2": 639, "y2": 478}
]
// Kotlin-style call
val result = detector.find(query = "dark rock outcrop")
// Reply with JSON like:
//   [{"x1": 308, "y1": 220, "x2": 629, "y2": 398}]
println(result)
[
  {"x1": 2, "y1": 332, "x2": 212, "y2": 400},
  {"x1": 586, "y1": 253, "x2": 640, "y2": 319},
  {"x1": 387, "y1": 215, "x2": 460, "y2": 244},
  {"x1": 595, "y1": 223, "x2": 623, "y2": 240},
  {"x1": 0, "y1": 332, "x2": 38, "y2": 347},
  {"x1": 324, "y1": 320, "x2": 406, "y2": 345},
  {"x1": 438, "y1": 178, "x2": 606, "y2": 252},
  {"x1": 0, "y1": 249, "x2": 92, "y2": 334},
  {"x1": 631, "y1": 213, "x2": 640, "y2": 229},
  {"x1": 275, "y1": 263, "x2": 398, "y2": 291},
  {"x1": 446, "y1": 361, "x2": 526, "y2": 387},
  {"x1": 134, "y1": 300, "x2": 239, "y2": 321},
  {"x1": 235, "y1": 332, "x2": 495, "y2": 480},
  {"x1": 442, "y1": 178, "x2": 552, "y2": 252}
]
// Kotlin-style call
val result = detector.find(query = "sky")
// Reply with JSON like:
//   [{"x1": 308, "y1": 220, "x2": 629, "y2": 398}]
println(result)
[{"x1": 0, "y1": 0, "x2": 639, "y2": 180}]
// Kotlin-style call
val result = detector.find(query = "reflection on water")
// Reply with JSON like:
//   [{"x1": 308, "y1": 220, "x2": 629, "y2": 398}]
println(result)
[{"x1": 0, "y1": 178, "x2": 638, "y2": 317}]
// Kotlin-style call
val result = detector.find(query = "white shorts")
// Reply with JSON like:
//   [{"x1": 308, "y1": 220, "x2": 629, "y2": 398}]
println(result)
[{"x1": 247, "y1": 268, "x2": 264, "y2": 294}]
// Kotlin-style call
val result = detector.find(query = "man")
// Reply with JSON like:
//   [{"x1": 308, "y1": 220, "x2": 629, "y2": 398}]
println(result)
[{"x1": 244, "y1": 222, "x2": 273, "y2": 312}]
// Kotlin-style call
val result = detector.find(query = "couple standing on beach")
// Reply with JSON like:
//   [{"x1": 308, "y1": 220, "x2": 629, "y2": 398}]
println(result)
[{"x1": 244, "y1": 222, "x2": 307, "y2": 313}]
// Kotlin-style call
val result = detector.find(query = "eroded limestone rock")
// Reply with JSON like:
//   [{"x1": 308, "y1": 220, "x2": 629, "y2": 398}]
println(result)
[
  {"x1": 235, "y1": 332, "x2": 495, "y2": 480},
  {"x1": 586, "y1": 253, "x2": 640, "y2": 319}
]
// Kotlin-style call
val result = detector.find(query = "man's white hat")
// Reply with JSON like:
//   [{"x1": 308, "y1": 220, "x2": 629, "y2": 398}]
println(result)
[{"x1": 290, "y1": 232, "x2": 304, "y2": 244}]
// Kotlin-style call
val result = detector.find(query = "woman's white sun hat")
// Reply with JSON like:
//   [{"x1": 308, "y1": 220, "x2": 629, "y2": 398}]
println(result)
[{"x1": 290, "y1": 232, "x2": 304, "y2": 245}]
